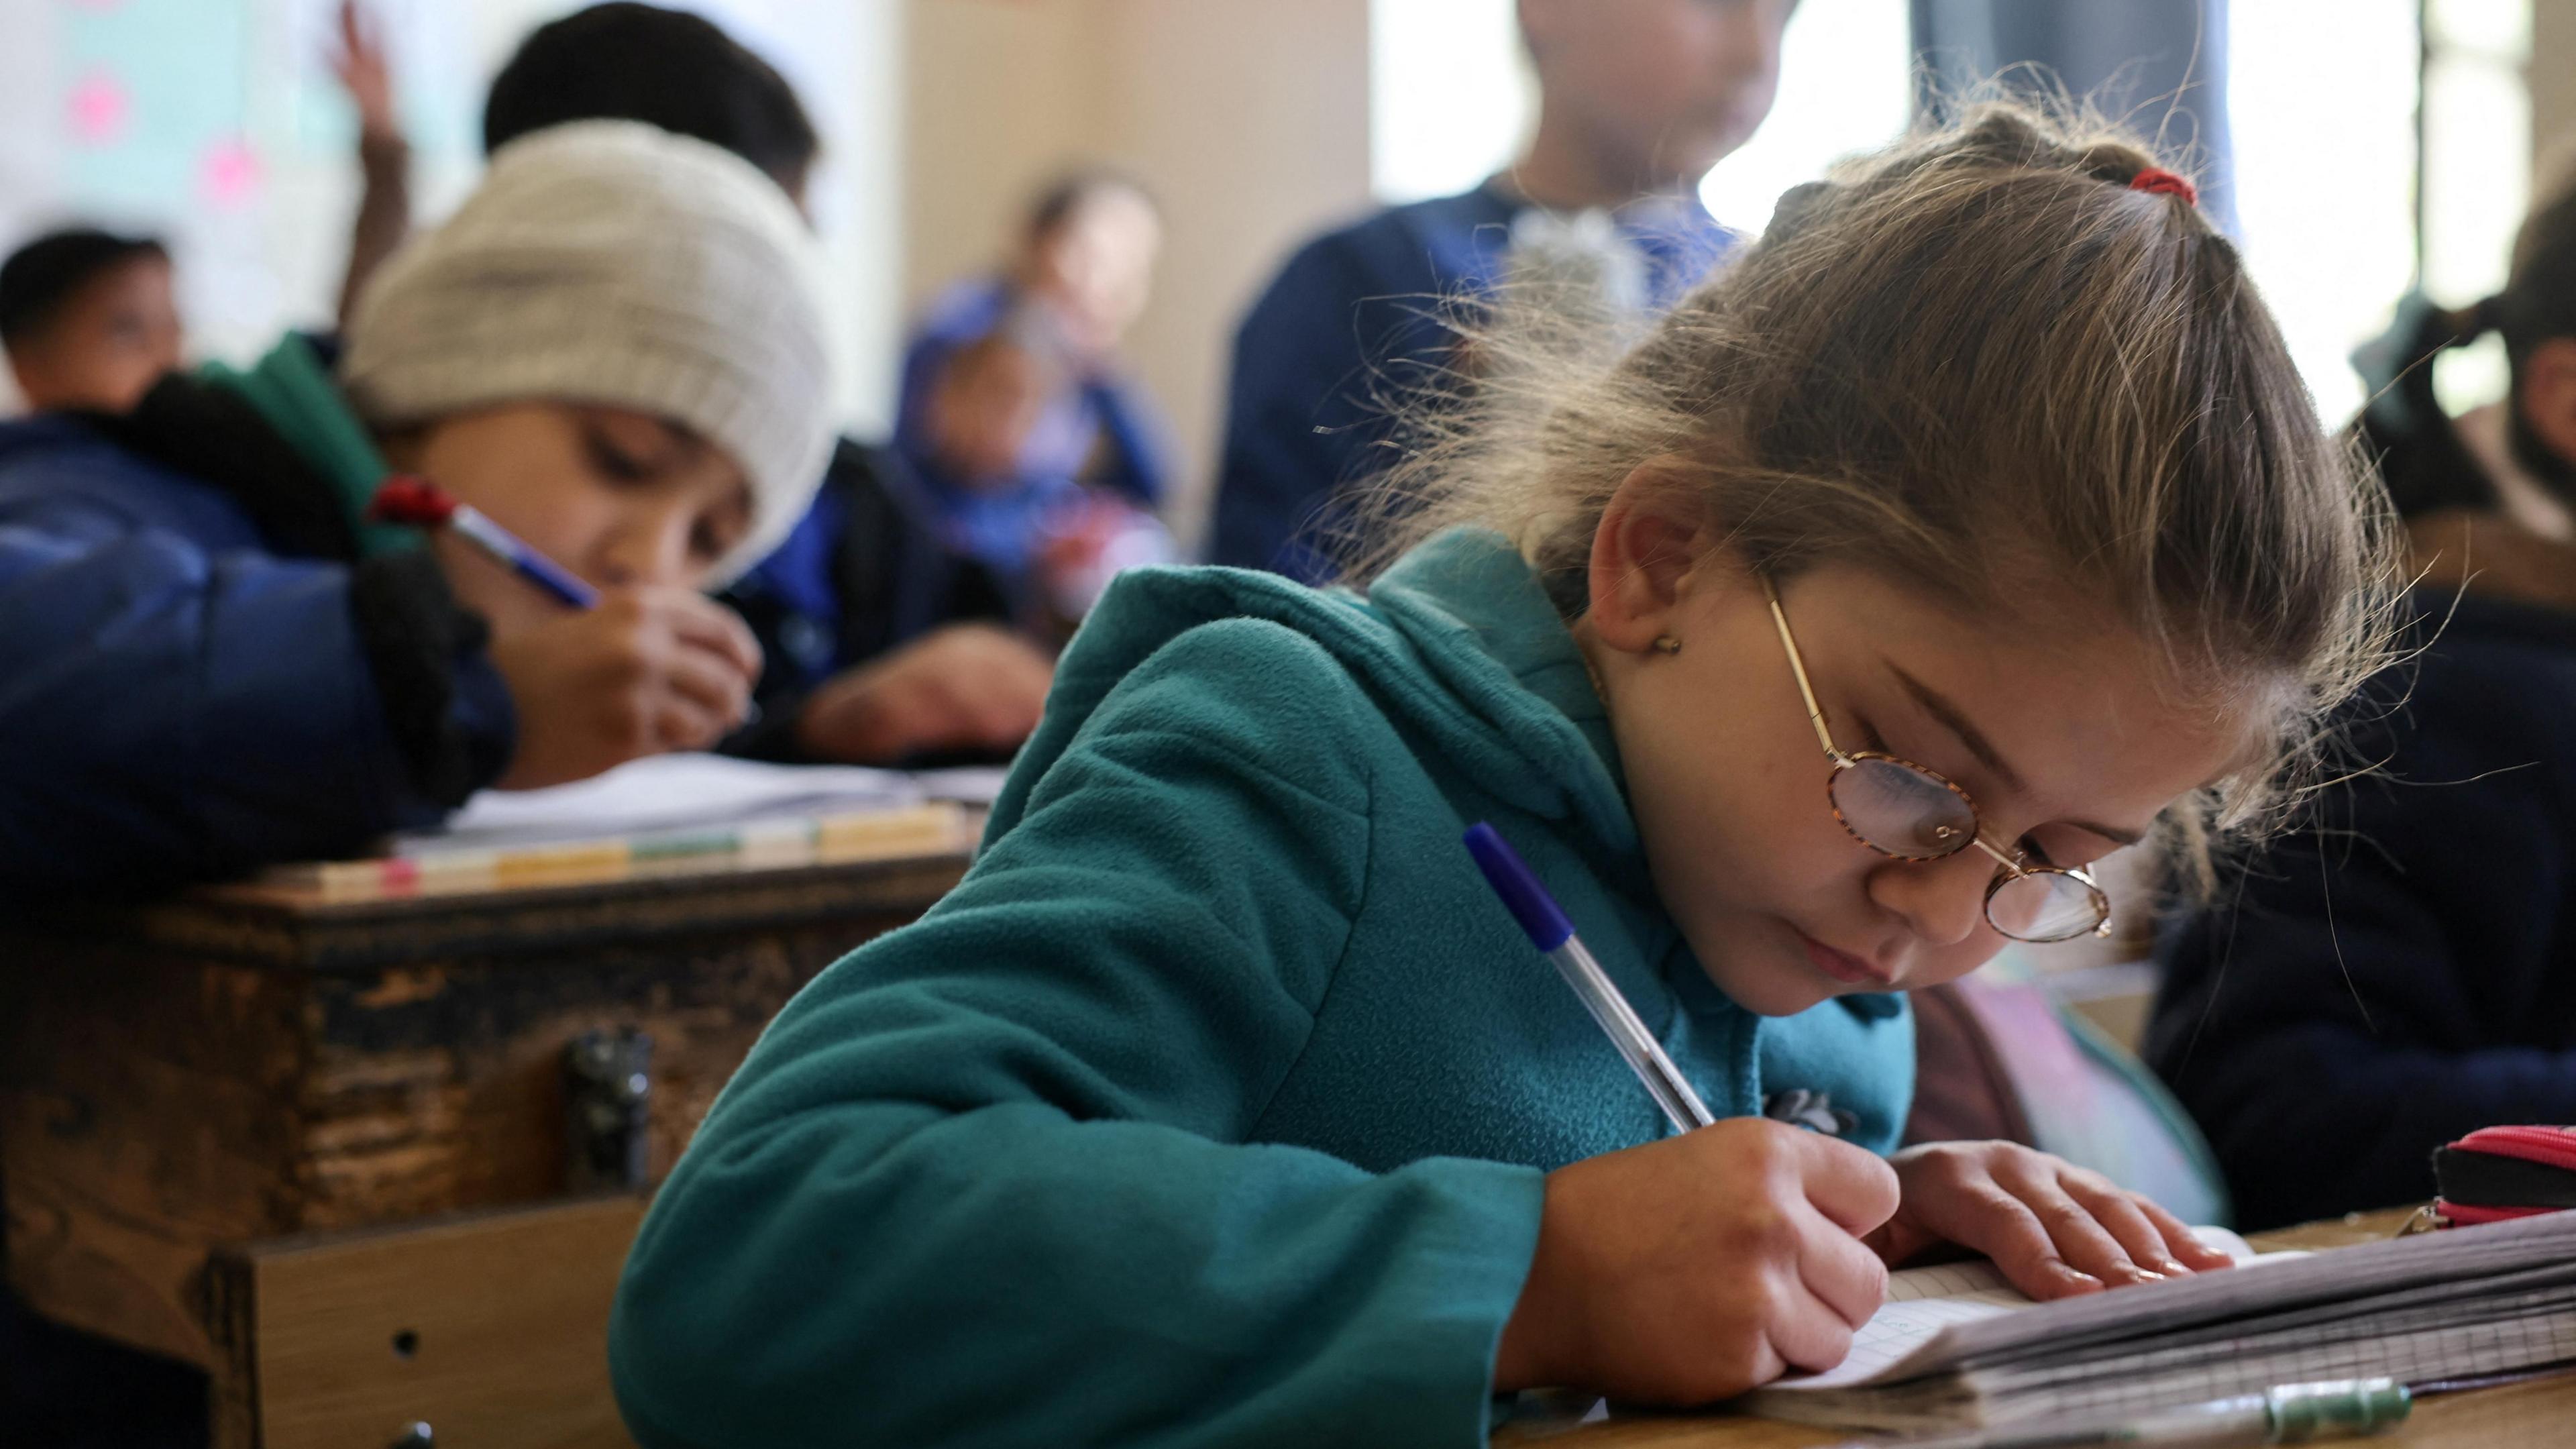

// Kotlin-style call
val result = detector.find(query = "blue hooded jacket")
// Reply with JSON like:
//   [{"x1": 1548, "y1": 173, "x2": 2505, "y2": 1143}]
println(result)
[
  {"x1": 0, "y1": 336, "x2": 511, "y2": 897},
  {"x1": 610, "y1": 527, "x2": 1913, "y2": 1448}
]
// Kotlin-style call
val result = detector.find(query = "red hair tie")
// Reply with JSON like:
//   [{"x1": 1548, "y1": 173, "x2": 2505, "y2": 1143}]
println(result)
[{"x1": 2129, "y1": 167, "x2": 2198, "y2": 205}]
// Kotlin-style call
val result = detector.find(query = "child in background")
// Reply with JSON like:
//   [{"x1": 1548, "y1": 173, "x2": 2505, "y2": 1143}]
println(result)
[
  {"x1": 2147, "y1": 171, "x2": 2576, "y2": 1230},
  {"x1": 1210, "y1": 0, "x2": 1787, "y2": 580},
  {"x1": 611, "y1": 107, "x2": 2395, "y2": 1446},
  {"x1": 0, "y1": 122, "x2": 833, "y2": 898},
  {"x1": 895, "y1": 170, "x2": 1173, "y2": 624},
  {"x1": 0, "y1": 227, "x2": 184, "y2": 414},
  {"x1": 336, "y1": 0, "x2": 1056, "y2": 765}
]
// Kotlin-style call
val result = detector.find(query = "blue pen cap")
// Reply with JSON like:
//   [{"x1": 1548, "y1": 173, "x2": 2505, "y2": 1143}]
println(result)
[{"x1": 1463, "y1": 823, "x2": 1575, "y2": 951}]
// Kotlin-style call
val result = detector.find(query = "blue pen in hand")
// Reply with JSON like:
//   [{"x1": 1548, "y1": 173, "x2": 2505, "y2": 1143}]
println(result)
[
  {"x1": 370, "y1": 476, "x2": 600, "y2": 608},
  {"x1": 1464, "y1": 822, "x2": 1716, "y2": 1134},
  {"x1": 371, "y1": 475, "x2": 761, "y2": 728}
]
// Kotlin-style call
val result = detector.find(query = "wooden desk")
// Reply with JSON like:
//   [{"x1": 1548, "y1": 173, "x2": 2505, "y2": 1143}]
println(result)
[
  {"x1": 1, "y1": 845, "x2": 973, "y2": 1447},
  {"x1": 1495, "y1": 1209, "x2": 2576, "y2": 1447}
]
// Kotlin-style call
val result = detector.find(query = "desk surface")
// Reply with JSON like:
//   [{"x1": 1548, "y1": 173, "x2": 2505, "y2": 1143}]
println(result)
[
  {"x1": 1495, "y1": 1209, "x2": 2576, "y2": 1448},
  {"x1": 22, "y1": 845, "x2": 977, "y2": 973}
]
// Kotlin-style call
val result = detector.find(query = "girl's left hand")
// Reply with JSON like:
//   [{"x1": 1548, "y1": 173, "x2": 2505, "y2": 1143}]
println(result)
[{"x1": 1864, "y1": 1141, "x2": 2238, "y2": 1301}]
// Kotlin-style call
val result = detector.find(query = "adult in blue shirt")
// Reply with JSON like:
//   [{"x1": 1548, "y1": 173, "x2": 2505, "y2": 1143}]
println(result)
[{"x1": 1211, "y1": 0, "x2": 1792, "y2": 579}]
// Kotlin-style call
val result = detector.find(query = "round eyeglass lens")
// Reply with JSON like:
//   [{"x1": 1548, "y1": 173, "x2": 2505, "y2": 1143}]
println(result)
[
  {"x1": 1829, "y1": 757, "x2": 1979, "y2": 859},
  {"x1": 1986, "y1": 869, "x2": 2108, "y2": 943}
]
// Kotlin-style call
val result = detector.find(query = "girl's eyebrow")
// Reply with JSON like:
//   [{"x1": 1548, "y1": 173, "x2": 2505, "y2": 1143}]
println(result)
[
  {"x1": 1886, "y1": 661, "x2": 2026, "y2": 794},
  {"x1": 1885, "y1": 660, "x2": 2146, "y2": 849}
]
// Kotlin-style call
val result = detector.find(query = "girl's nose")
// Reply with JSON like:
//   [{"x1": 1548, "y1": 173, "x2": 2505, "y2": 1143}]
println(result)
[
  {"x1": 597, "y1": 507, "x2": 692, "y2": 589},
  {"x1": 1866, "y1": 847, "x2": 1992, "y2": 948}
]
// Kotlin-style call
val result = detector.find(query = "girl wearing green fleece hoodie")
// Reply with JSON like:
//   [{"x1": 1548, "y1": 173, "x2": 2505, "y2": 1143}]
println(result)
[{"x1": 611, "y1": 107, "x2": 2400, "y2": 1446}]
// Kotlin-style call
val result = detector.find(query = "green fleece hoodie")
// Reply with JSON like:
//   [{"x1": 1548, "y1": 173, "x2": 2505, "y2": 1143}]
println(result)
[{"x1": 610, "y1": 527, "x2": 1915, "y2": 1448}]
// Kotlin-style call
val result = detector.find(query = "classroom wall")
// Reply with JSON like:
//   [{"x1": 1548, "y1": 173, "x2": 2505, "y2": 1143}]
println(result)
[
  {"x1": 2537, "y1": 3, "x2": 2576, "y2": 182},
  {"x1": 0, "y1": 0, "x2": 907, "y2": 433},
  {"x1": 902, "y1": 0, "x2": 1376, "y2": 552}
]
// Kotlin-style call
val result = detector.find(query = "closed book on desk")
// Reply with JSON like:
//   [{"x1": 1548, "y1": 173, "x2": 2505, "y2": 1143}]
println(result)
[{"x1": 1746, "y1": 1210, "x2": 2576, "y2": 1432}]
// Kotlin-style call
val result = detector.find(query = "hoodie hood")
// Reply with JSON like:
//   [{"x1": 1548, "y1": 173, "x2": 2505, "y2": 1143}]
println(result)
[{"x1": 990, "y1": 528, "x2": 1638, "y2": 863}]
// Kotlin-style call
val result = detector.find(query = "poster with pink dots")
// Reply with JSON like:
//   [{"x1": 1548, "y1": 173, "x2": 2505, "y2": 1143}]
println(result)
[{"x1": 0, "y1": 0, "x2": 478, "y2": 377}]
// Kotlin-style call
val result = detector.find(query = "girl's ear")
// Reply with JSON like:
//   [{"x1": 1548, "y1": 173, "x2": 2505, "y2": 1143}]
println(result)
[{"x1": 1587, "y1": 460, "x2": 1711, "y2": 654}]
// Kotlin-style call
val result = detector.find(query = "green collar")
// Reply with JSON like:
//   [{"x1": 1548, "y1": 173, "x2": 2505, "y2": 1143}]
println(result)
[{"x1": 198, "y1": 335, "x2": 419, "y2": 558}]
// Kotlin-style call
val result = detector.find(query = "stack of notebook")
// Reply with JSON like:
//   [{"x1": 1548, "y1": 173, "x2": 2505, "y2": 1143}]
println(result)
[
  {"x1": 1746, "y1": 1210, "x2": 2576, "y2": 1432},
  {"x1": 254, "y1": 754, "x2": 1008, "y2": 902}
]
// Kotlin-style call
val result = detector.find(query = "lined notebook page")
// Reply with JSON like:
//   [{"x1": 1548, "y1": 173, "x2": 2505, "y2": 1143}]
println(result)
[
  {"x1": 1781, "y1": 1271, "x2": 2031, "y2": 1390},
  {"x1": 1766, "y1": 1229, "x2": 2261, "y2": 1393}
]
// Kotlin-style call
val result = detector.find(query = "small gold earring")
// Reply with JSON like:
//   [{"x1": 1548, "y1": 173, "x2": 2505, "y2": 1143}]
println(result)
[{"x1": 1652, "y1": 635, "x2": 1682, "y2": 655}]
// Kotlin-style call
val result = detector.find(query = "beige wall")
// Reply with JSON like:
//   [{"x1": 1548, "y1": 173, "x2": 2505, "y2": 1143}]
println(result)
[
  {"x1": 903, "y1": 0, "x2": 1375, "y2": 549},
  {"x1": 2537, "y1": 1, "x2": 2576, "y2": 180}
]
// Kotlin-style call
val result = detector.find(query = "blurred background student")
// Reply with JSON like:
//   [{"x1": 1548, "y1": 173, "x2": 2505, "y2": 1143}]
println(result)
[
  {"x1": 894, "y1": 169, "x2": 1175, "y2": 633},
  {"x1": 0, "y1": 227, "x2": 183, "y2": 415},
  {"x1": 1208, "y1": 0, "x2": 1789, "y2": 580},
  {"x1": 2145, "y1": 169, "x2": 2576, "y2": 1231},
  {"x1": 331, "y1": 0, "x2": 1056, "y2": 767}
]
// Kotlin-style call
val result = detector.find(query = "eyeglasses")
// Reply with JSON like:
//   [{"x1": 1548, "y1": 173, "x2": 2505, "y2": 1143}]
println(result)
[{"x1": 1763, "y1": 581, "x2": 2112, "y2": 944}]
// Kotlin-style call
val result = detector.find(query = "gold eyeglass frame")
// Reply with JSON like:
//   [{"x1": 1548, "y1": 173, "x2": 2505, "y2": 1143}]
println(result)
[{"x1": 1760, "y1": 580, "x2": 2112, "y2": 943}]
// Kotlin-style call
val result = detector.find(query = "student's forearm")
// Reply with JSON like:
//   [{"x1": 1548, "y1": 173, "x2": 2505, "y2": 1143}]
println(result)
[
  {"x1": 612, "y1": 1099, "x2": 1543, "y2": 1449},
  {"x1": 0, "y1": 535, "x2": 478, "y2": 894},
  {"x1": 338, "y1": 129, "x2": 413, "y2": 327}
]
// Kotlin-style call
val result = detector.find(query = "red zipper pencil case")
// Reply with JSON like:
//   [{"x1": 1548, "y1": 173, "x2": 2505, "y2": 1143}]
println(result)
[{"x1": 2431, "y1": 1125, "x2": 2576, "y2": 1226}]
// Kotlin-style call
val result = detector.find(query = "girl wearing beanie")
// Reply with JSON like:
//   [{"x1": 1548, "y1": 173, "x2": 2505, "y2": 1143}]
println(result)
[{"x1": 0, "y1": 121, "x2": 837, "y2": 896}]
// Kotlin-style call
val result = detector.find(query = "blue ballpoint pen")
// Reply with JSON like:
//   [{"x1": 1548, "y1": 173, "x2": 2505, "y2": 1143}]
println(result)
[
  {"x1": 372, "y1": 475, "x2": 764, "y2": 726},
  {"x1": 370, "y1": 476, "x2": 600, "y2": 608},
  {"x1": 1463, "y1": 822, "x2": 1717, "y2": 1134}
]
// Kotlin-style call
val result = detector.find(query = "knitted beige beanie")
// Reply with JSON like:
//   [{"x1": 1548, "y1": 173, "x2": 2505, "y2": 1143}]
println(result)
[{"x1": 342, "y1": 120, "x2": 836, "y2": 586}]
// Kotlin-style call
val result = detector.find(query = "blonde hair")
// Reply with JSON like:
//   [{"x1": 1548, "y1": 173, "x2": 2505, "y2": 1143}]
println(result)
[{"x1": 1348, "y1": 102, "x2": 2404, "y2": 895}]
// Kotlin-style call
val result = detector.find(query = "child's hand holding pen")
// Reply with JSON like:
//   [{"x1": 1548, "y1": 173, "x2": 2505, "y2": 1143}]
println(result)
[
  {"x1": 1467, "y1": 824, "x2": 2236, "y2": 1406},
  {"x1": 374, "y1": 477, "x2": 764, "y2": 788},
  {"x1": 485, "y1": 588, "x2": 763, "y2": 789},
  {"x1": 1495, "y1": 1118, "x2": 1899, "y2": 1403}
]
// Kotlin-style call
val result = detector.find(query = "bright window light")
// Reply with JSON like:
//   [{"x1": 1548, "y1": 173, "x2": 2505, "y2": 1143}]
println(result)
[
  {"x1": 1698, "y1": 0, "x2": 1911, "y2": 233},
  {"x1": 2227, "y1": 0, "x2": 2422, "y2": 425},
  {"x1": 1369, "y1": 0, "x2": 1531, "y2": 205}
]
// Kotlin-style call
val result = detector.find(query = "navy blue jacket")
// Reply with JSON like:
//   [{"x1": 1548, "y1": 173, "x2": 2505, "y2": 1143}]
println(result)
[
  {"x1": 2147, "y1": 592, "x2": 2576, "y2": 1228},
  {"x1": 1209, "y1": 181, "x2": 1735, "y2": 581},
  {"x1": 0, "y1": 376, "x2": 511, "y2": 898},
  {"x1": 718, "y1": 438, "x2": 1012, "y2": 761}
]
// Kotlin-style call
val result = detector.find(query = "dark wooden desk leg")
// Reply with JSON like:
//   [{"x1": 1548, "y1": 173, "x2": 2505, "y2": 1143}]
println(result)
[{"x1": 203, "y1": 1248, "x2": 262, "y2": 1449}]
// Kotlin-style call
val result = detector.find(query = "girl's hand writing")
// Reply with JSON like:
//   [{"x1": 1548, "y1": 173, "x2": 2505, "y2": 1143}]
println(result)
[
  {"x1": 1496, "y1": 1118, "x2": 1898, "y2": 1403},
  {"x1": 1866, "y1": 1141, "x2": 2236, "y2": 1300}
]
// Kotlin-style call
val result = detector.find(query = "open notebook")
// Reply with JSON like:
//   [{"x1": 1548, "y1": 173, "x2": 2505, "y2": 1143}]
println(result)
[{"x1": 1745, "y1": 1210, "x2": 2576, "y2": 1432}]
